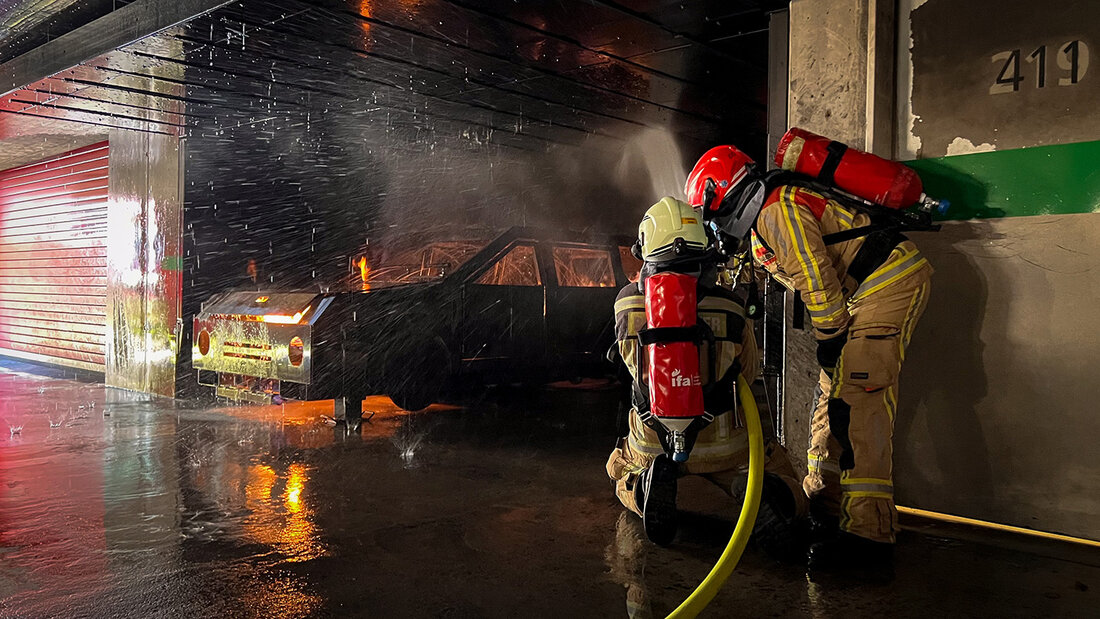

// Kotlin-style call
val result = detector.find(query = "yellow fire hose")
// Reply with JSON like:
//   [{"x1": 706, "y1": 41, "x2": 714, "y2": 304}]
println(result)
[{"x1": 667, "y1": 375, "x2": 764, "y2": 618}]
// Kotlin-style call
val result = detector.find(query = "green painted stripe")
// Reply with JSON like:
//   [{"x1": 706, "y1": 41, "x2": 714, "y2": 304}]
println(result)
[{"x1": 905, "y1": 140, "x2": 1100, "y2": 220}]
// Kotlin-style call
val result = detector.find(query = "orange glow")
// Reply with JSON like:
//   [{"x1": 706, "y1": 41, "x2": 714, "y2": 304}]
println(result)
[
  {"x1": 357, "y1": 256, "x2": 371, "y2": 291},
  {"x1": 262, "y1": 305, "x2": 311, "y2": 325},
  {"x1": 285, "y1": 465, "x2": 305, "y2": 513},
  {"x1": 288, "y1": 336, "x2": 304, "y2": 366},
  {"x1": 255, "y1": 296, "x2": 269, "y2": 303},
  {"x1": 243, "y1": 463, "x2": 325, "y2": 563},
  {"x1": 357, "y1": 0, "x2": 372, "y2": 45}
]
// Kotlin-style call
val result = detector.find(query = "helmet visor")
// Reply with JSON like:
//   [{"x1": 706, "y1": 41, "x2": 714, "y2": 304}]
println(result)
[{"x1": 717, "y1": 179, "x2": 767, "y2": 252}]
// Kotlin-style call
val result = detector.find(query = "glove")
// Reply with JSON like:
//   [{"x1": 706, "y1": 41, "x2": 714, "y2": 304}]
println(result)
[{"x1": 816, "y1": 330, "x2": 848, "y2": 374}]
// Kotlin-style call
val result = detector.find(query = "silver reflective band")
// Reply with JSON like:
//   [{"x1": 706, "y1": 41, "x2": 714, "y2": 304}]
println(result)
[
  {"x1": 841, "y1": 482, "x2": 894, "y2": 495},
  {"x1": 853, "y1": 250, "x2": 927, "y2": 299}
]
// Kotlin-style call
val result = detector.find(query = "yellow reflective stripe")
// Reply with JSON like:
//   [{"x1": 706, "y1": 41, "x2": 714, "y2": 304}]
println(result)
[
  {"x1": 851, "y1": 248, "x2": 928, "y2": 300},
  {"x1": 833, "y1": 352, "x2": 846, "y2": 393},
  {"x1": 846, "y1": 491, "x2": 894, "y2": 499},
  {"x1": 885, "y1": 386, "x2": 898, "y2": 423},
  {"x1": 833, "y1": 204, "x2": 856, "y2": 229},
  {"x1": 807, "y1": 453, "x2": 841, "y2": 474},
  {"x1": 629, "y1": 432, "x2": 664, "y2": 450},
  {"x1": 900, "y1": 282, "x2": 927, "y2": 355},
  {"x1": 841, "y1": 476, "x2": 893, "y2": 486},
  {"x1": 614, "y1": 296, "x2": 646, "y2": 314},
  {"x1": 840, "y1": 474, "x2": 893, "y2": 499},
  {"x1": 807, "y1": 301, "x2": 848, "y2": 320},
  {"x1": 843, "y1": 474, "x2": 895, "y2": 497},
  {"x1": 779, "y1": 187, "x2": 825, "y2": 292}
]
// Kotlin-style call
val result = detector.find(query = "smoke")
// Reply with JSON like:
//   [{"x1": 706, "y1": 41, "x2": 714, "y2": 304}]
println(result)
[
  {"x1": 186, "y1": 101, "x2": 699, "y2": 300},
  {"x1": 367, "y1": 125, "x2": 690, "y2": 239}
]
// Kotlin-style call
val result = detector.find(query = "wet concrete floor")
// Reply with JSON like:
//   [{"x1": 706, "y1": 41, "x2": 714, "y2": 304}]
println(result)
[{"x1": 0, "y1": 364, "x2": 1097, "y2": 618}]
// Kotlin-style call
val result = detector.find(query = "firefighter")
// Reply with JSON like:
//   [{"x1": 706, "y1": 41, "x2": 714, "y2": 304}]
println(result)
[
  {"x1": 605, "y1": 197, "x2": 808, "y2": 554},
  {"x1": 685, "y1": 145, "x2": 932, "y2": 570}
]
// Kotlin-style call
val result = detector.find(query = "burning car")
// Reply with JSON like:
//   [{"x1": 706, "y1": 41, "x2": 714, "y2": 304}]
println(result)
[{"x1": 192, "y1": 227, "x2": 640, "y2": 416}]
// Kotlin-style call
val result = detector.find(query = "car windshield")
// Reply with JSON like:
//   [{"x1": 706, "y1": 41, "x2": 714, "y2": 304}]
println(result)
[{"x1": 351, "y1": 240, "x2": 488, "y2": 289}]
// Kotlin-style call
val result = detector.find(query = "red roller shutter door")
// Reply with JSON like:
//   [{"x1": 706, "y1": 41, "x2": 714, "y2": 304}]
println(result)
[{"x1": 0, "y1": 142, "x2": 109, "y2": 372}]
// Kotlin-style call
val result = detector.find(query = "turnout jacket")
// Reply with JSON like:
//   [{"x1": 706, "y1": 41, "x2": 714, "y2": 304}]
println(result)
[{"x1": 750, "y1": 185, "x2": 930, "y2": 335}]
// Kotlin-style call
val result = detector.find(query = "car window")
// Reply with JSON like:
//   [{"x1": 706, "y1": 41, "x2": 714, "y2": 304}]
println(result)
[
  {"x1": 553, "y1": 246, "x2": 615, "y2": 287},
  {"x1": 476, "y1": 244, "x2": 541, "y2": 286},
  {"x1": 618, "y1": 246, "x2": 642, "y2": 283},
  {"x1": 349, "y1": 240, "x2": 487, "y2": 290}
]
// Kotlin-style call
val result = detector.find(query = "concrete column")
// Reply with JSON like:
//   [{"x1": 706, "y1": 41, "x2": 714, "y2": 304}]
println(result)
[
  {"x1": 105, "y1": 129, "x2": 183, "y2": 397},
  {"x1": 782, "y1": 0, "x2": 896, "y2": 473}
]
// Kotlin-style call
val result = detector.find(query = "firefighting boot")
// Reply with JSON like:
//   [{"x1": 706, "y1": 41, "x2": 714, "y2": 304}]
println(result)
[
  {"x1": 808, "y1": 500, "x2": 840, "y2": 544},
  {"x1": 634, "y1": 454, "x2": 678, "y2": 546},
  {"x1": 731, "y1": 472, "x2": 802, "y2": 561},
  {"x1": 807, "y1": 531, "x2": 894, "y2": 572}
]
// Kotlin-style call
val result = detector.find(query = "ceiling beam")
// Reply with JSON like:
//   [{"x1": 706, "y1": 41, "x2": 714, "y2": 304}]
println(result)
[{"x1": 0, "y1": 0, "x2": 232, "y2": 97}]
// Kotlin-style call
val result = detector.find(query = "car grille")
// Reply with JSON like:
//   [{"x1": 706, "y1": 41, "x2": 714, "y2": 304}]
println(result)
[{"x1": 221, "y1": 341, "x2": 273, "y2": 362}]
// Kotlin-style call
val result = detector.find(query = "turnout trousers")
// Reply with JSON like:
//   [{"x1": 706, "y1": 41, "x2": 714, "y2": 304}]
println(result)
[
  {"x1": 802, "y1": 263, "x2": 932, "y2": 543},
  {"x1": 606, "y1": 409, "x2": 806, "y2": 518}
]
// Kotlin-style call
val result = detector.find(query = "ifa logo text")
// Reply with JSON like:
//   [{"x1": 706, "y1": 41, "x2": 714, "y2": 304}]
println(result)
[{"x1": 670, "y1": 368, "x2": 701, "y2": 388}]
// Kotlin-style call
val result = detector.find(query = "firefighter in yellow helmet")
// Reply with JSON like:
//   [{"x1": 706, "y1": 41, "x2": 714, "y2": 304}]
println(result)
[
  {"x1": 605, "y1": 197, "x2": 808, "y2": 555},
  {"x1": 686, "y1": 146, "x2": 932, "y2": 570}
]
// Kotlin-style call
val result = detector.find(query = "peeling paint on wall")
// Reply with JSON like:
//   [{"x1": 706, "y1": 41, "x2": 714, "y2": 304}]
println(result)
[
  {"x1": 896, "y1": 0, "x2": 922, "y2": 158},
  {"x1": 945, "y1": 137, "x2": 996, "y2": 156},
  {"x1": 903, "y1": 0, "x2": 1100, "y2": 158}
]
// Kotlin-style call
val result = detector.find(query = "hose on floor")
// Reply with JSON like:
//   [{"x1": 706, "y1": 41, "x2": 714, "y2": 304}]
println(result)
[{"x1": 666, "y1": 375, "x2": 764, "y2": 618}]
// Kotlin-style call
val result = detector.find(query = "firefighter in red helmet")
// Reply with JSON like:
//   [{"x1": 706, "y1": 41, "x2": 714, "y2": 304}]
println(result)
[
  {"x1": 605, "y1": 197, "x2": 807, "y2": 556},
  {"x1": 685, "y1": 145, "x2": 932, "y2": 570}
]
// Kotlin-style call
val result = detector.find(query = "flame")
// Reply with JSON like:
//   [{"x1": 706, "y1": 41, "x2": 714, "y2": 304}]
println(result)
[
  {"x1": 357, "y1": 0, "x2": 372, "y2": 46},
  {"x1": 255, "y1": 296, "x2": 269, "y2": 303},
  {"x1": 358, "y1": 256, "x2": 371, "y2": 291},
  {"x1": 262, "y1": 305, "x2": 311, "y2": 325}
]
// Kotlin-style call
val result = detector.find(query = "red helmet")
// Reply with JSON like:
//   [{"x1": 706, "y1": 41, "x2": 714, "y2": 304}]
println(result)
[{"x1": 684, "y1": 145, "x2": 757, "y2": 216}]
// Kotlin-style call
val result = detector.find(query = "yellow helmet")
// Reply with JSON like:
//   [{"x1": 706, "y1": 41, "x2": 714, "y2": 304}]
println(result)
[{"x1": 637, "y1": 197, "x2": 708, "y2": 263}]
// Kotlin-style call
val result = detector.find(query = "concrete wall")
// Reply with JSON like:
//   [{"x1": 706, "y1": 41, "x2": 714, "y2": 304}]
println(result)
[
  {"x1": 105, "y1": 129, "x2": 182, "y2": 397},
  {"x1": 892, "y1": 0, "x2": 1100, "y2": 540},
  {"x1": 787, "y1": 0, "x2": 1100, "y2": 540},
  {"x1": 898, "y1": 0, "x2": 1099, "y2": 158},
  {"x1": 902, "y1": 216, "x2": 1100, "y2": 538}
]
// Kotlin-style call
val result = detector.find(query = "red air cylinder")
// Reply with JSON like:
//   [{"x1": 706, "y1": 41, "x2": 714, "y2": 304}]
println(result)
[
  {"x1": 644, "y1": 272, "x2": 703, "y2": 420},
  {"x1": 775, "y1": 127, "x2": 924, "y2": 209}
]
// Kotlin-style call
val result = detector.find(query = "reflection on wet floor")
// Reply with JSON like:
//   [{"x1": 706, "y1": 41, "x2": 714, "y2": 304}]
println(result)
[{"x1": 0, "y1": 365, "x2": 1097, "y2": 618}]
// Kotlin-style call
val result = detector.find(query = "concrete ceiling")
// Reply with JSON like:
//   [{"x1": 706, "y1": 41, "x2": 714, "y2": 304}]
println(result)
[
  {"x1": 0, "y1": 0, "x2": 786, "y2": 160},
  {"x1": 0, "y1": 0, "x2": 133, "y2": 63}
]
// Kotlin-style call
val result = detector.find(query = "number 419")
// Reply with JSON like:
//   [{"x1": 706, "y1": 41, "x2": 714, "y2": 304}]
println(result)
[{"x1": 990, "y1": 40, "x2": 1090, "y2": 94}]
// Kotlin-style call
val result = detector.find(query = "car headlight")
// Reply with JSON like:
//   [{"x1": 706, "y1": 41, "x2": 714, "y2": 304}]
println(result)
[
  {"x1": 288, "y1": 336, "x2": 304, "y2": 367},
  {"x1": 198, "y1": 329, "x2": 211, "y2": 356}
]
